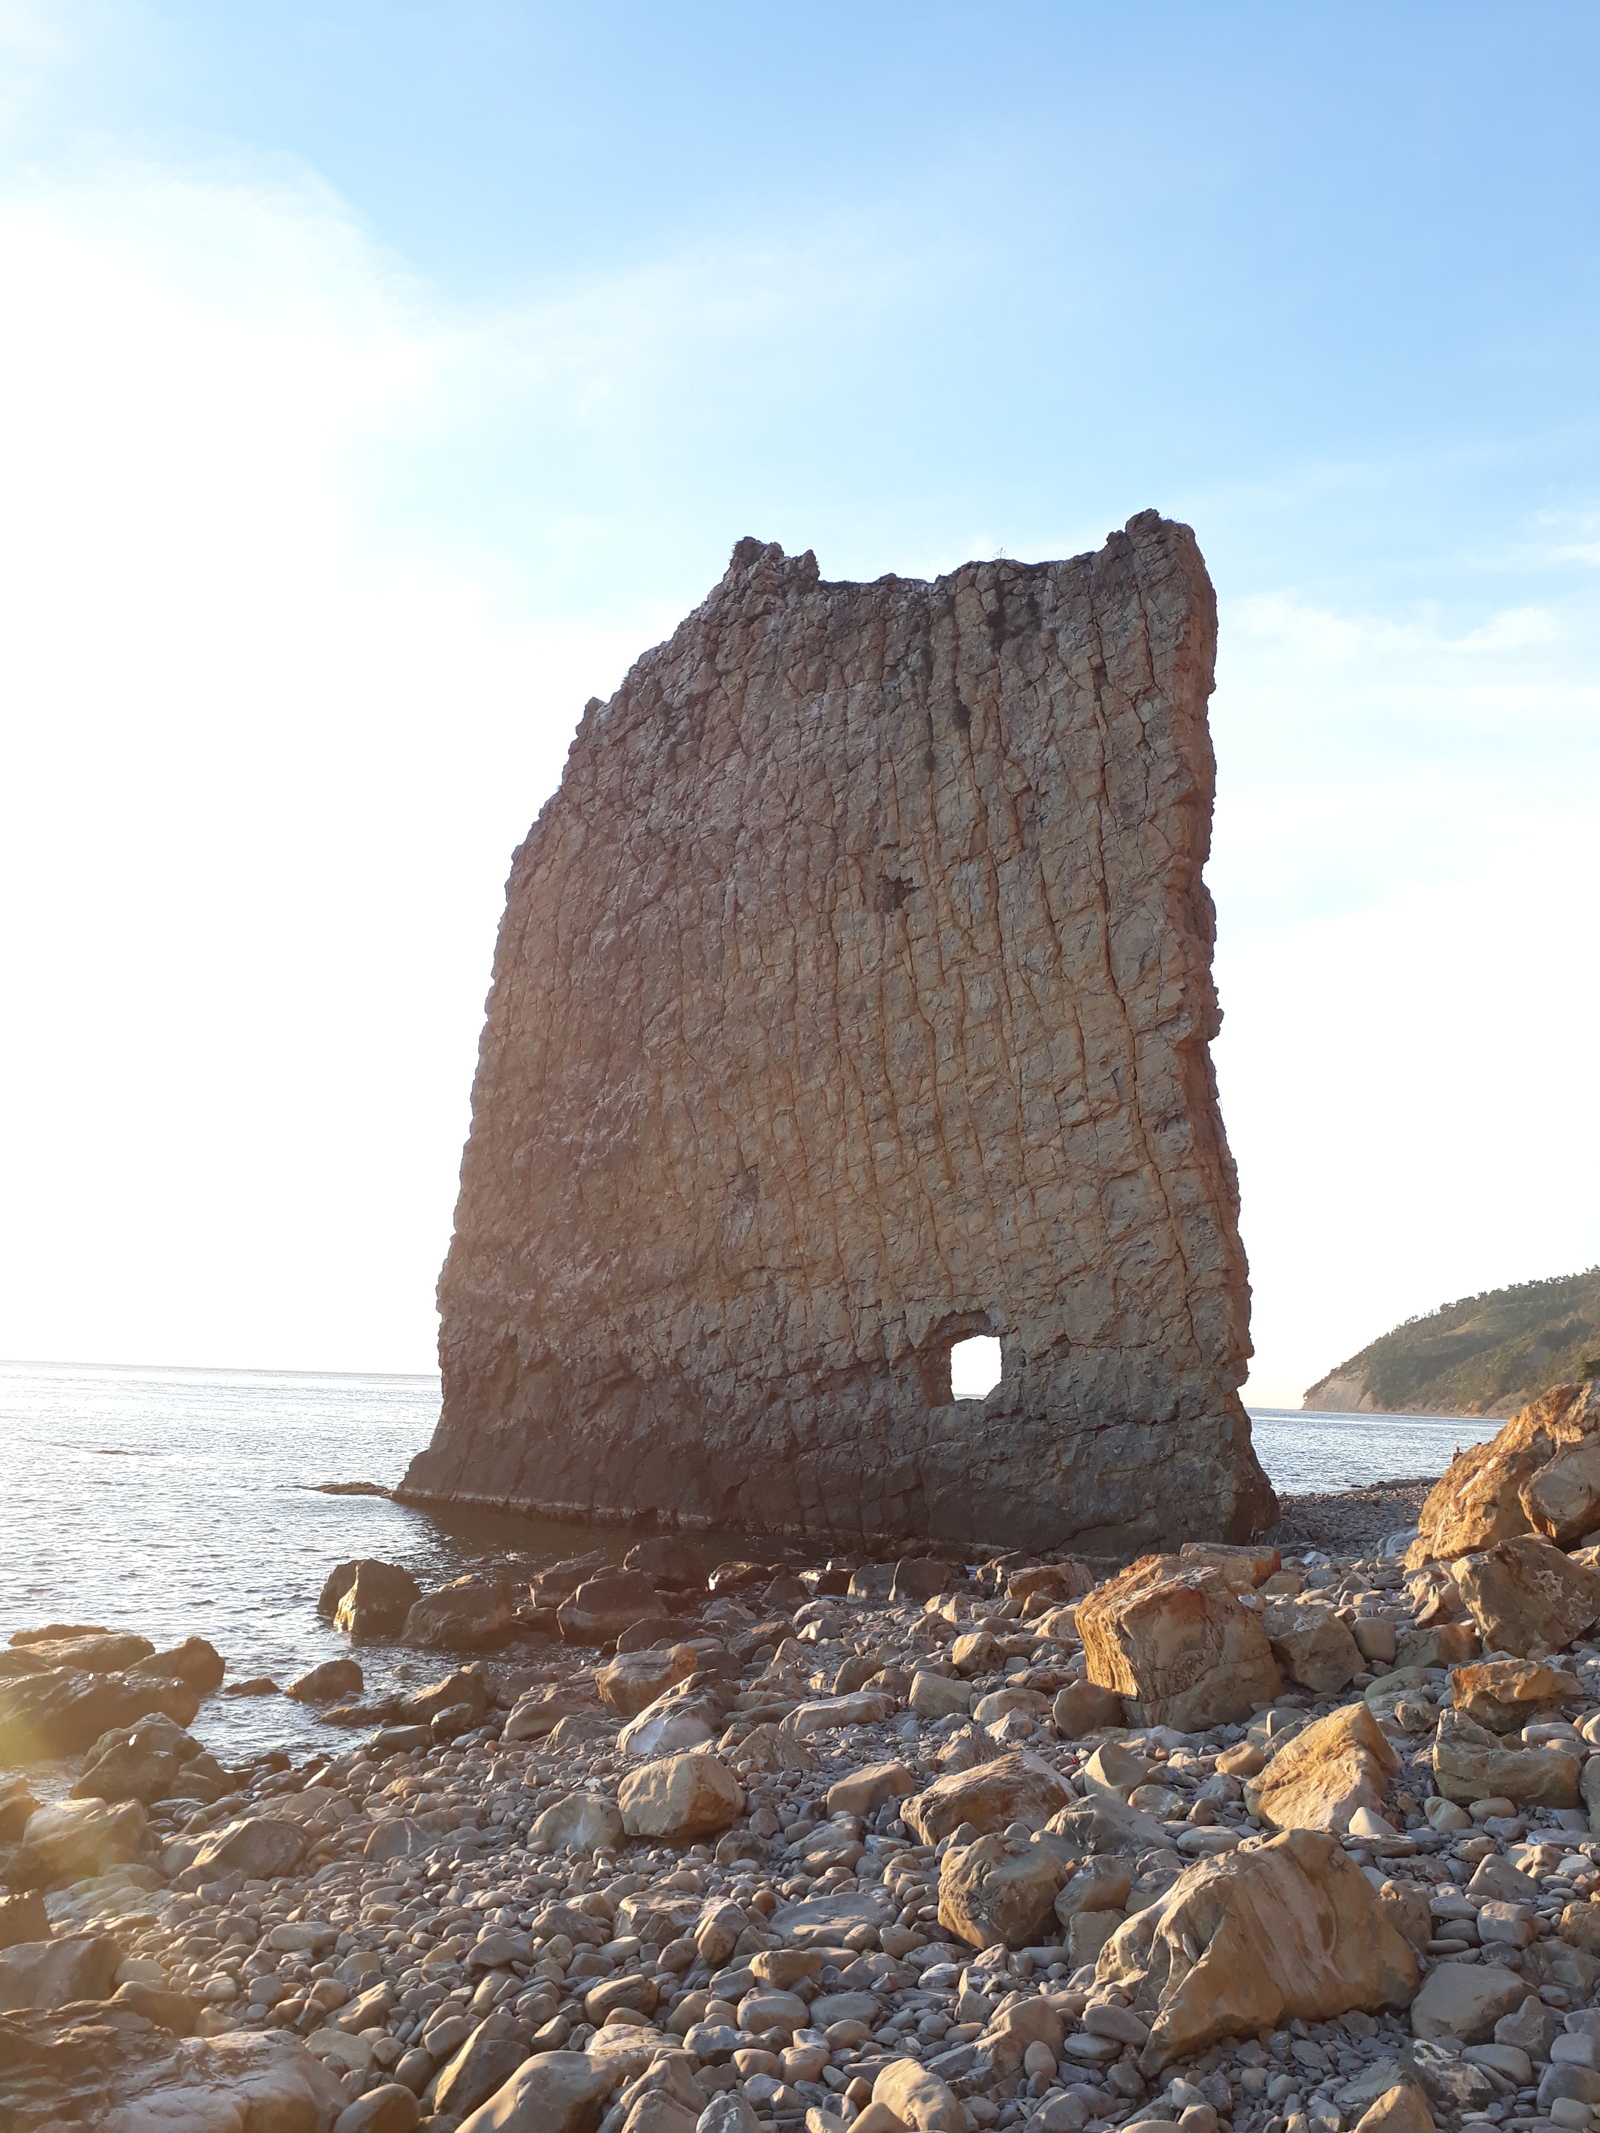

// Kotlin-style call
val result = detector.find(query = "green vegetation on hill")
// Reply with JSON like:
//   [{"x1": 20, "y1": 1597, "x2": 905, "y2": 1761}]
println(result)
[{"x1": 1306, "y1": 1265, "x2": 1600, "y2": 1416}]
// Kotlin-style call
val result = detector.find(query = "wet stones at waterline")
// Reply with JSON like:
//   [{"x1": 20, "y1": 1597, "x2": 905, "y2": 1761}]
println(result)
[{"x1": 13, "y1": 1401, "x2": 1600, "y2": 2133}]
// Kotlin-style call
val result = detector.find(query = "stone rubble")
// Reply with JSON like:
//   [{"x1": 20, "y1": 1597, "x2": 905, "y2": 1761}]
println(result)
[{"x1": 7, "y1": 1387, "x2": 1600, "y2": 2133}]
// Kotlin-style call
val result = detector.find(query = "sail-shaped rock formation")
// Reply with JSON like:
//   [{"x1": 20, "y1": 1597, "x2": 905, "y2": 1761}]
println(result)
[{"x1": 400, "y1": 512, "x2": 1275, "y2": 1551}]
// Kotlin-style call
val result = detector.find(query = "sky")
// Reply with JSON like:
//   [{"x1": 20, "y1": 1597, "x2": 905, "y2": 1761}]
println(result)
[{"x1": 1, "y1": 0, "x2": 1596, "y2": 1407}]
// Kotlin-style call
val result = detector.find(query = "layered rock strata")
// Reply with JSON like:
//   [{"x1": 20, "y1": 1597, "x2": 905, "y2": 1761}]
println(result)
[{"x1": 402, "y1": 514, "x2": 1275, "y2": 1551}]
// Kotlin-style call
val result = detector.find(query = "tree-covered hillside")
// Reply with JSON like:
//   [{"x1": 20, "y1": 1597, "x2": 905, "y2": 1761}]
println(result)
[{"x1": 1304, "y1": 1265, "x2": 1600, "y2": 1416}]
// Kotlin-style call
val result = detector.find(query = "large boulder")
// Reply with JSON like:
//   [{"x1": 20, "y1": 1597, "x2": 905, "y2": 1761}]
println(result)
[
  {"x1": 0, "y1": 1775, "x2": 38, "y2": 1843},
  {"x1": 71, "y1": 1712, "x2": 228, "y2": 1806},
  {"x1": 909, "y1": 1670, "x2": 973, "y2": 1721},
  {"x1": 1353, "y1": 2090, "x2": 1435, "y2": 2133},
  {"x1": 622, "y1": 1537, "x2": 704, "y2": 1590},
  {"x1": 1046, "y1": 1796, "x2": 1169, "y2": 1857},
  {"x1": 10, "y1": 1798, "x2": 149, "y2": 1888},
  {"x1": 336, "y1": 2090, "x2": 420, "y2": 2133},
  {"x1": 0, "y1": 1934, "x2": 119, "y2": 2011},
  {"x1": 1055, "y1": 1856, "x2": 1133, "y2": 1927},
  {"x1": 331, "y1": 1561, "x2": 423, "y2": 1641},
  {"x1": 1525, "y1": 1423, "x2": 1600, "y2": 1545},
  {"x1": 937, "y1": 1831, "x2": 1068, "y2": 1949},
  {"x1": 403, "y1": 1665, "x2": 490, "y2": 1725},
  {"x1": 503, "y1": 1686, "x2": 591, "y2": 1743},
  {"x1": 1409, "y1": 1383, "x2": 1600, "y2": 1568},
  {"x1": 1176, "y1": 1541, "x2": 1281, "y2": 1590},
  {"x1": 433, "y1": 2010, "x2": 530, "y2": 2119},
  {"x1": 825, "y1": 1762, "x2": 917, "y2": 1817},
  {"x1": 7, "y1": 1622, "x2": 108, "y2": 1645},
  {"x1": 618, "y1": 1753, "x2": 742, "y2": 1842},
  {"x1": 127, "y1": 1637, "x2": 226, "y2": 1693},
  {"x1": 530, "y1": 1792, "x2": 625, "y2": 1853},
  {"x1": 7, "y1": 1632, "x2": 154, "y2": 1674},
  {"x1": 1451, "y1": 1658, "x2": 1579, "y2": 1733},
  {"x1": 0, "y1": 1893, "x2": 48, "y2": 1950},
  {"x1": 1095, "y1": 1827, "x2": 1419, "y2": 2070},
  {"x1": 617, "y1": 1692, "x2": 716, "y2": 1759},
  {"x1": 1432, "y1": 1710, "x2": 1581, "y2": 1808},
  {"x1": 901, "y1": 1751, "x2": 1074, "y2": 1845},
  {"x1": 187, "y1": 1813, "x2": 311, "y2": 1880},
  {"x1": 784, "y1": 1690, "x2": 896, "y2": 1738},
  {"x1": 320, "y1": 1555, "x2": 413, "y2": 1612},
  {"x1": 0, "y1": 1665, "x2": 196, "y2": 1760},
  {"x1": 765, "y1": 1889, "x2": 895, "y2": 1948},
  {"x1": 871, "y1": 2057, "x2": 966, "y2": 2130},
  {"x1": 1076, "y1": 1559, "x2": 1280, "y2": 1730},
  {"x1": 403, "y1": 1578, "x2": 518, "y2": 1652},
  {"x1": 893, "y1": 1558, "x2": 961, "y2": 1604},
  {"x1": 287, "y1": 1657, "x2": 365, "y2": 1705},
  {"x1": 453, "y1": 2049, "x2": 618, "y2": 2133},
  {"x1": 1052, "y1": 1679, "x2": 1126, "y2": 1735},
  {"x1": 597, "y1": 1648, "x2": 698, "y2": 1718},
  {"x1": 1247, "y1": 1702, "x2": 1400, "y2": 1835},
  {"x1": 1262, "y1": 1599, "x2": 1364, "y2": 1697},
  {"x1": 1408, "y1": 1962, "x2": 1533, "y2": 2042},
  {"x1": 557, "y1": 1573, "x2": 663, "y2": 1644},
  {"x1": 101, "y1": 2030, "x2": 347, "y2": 2133},
  {"x1": 1395, "y1": 1622, "x2": 1480, "y2": 1671},
  {"x1": 1081, "y1": 1739, "x2": 1151, "y2": 1802},
  {"x1": 1453, "y1": 1535, "x2": 1600, "y2": 1656}
]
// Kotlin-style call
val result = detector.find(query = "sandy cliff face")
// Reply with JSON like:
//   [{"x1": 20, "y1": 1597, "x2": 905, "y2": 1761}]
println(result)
[
  {"x1": 400, "y1": 512, "x2": 1276, "y2": 1551},
  {"x1": 1302, "y1": 1372, "x2": 1379, "y2": 1414}
]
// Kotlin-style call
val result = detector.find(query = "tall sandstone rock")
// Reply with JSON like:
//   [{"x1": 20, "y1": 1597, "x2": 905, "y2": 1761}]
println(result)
[{"x1": 400, "y1": 512, "x2": 1276, "y2": 1551}]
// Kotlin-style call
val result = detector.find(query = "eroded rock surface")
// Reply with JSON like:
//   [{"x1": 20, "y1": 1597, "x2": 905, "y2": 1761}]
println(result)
[
  {"x1": 1096, "y1": 1828, "x2": 1420, "y2": 2069},
  {"x1": 401, "y1": 515, "x2": 1274, "y2": 1553},
  {"x1": 1408, "y1": 1382, "x2": 1600, "y2": 1569}
]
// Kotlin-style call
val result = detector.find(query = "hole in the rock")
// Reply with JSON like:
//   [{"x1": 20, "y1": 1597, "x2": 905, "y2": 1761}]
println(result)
[{"x1": 949, "y1": 1335, "x2": 1003, "y2": 1401}]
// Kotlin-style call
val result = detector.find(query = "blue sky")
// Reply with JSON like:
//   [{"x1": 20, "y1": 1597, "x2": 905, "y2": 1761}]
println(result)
[{"x1": 1, "y1": 1, "x2": 1596, "y2": 1401}]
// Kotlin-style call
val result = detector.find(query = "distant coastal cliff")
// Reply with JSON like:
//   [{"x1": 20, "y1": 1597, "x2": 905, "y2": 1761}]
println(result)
[{"x1": 1304, "y1": 1265, "x2": 1600, "y2": 1417}]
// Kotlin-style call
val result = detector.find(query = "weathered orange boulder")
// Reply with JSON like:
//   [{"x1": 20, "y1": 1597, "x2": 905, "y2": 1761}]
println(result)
[
  {"x1": 1096, "y1": 1828, "x2": 1419, "y2": 2070},
  {"x1": 1077, "y1": 1558, "x2": 1280, "y2": 1730},
  {"x1": 1408, "y1": 1384, "x2": 1600, "y2": 1568},
  {"x1": 1247, "y1": 1701, "x2": 1400, "y2": 1834},
  {"x1": 1453, "y1": 1535, "x2": 1600, "y2": 1657}
]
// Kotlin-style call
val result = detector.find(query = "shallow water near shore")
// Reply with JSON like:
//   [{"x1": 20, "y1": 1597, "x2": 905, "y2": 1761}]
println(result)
[{"x1": 0, "y1": 1359, "x2": 1500, "y2": 1768}]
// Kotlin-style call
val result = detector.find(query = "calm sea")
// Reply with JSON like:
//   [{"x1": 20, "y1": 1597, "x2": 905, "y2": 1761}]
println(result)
[{"x1": 0, "y1": 1362, "x2": 1499, "y2": 1768}]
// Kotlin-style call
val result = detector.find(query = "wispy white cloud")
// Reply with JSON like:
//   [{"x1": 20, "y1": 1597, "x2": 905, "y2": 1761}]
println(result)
[
  {"x1": 1209, "y1": 569, "x2": 1600, "y2": 1402},
  {"x1": 1229, "y1": 588, "x2": 1562, "y2": 660},
  {"x1": 1, "y1": 128, "x2": 1595, "y2": 1411},
  {"x1": 0, "y1": 142, "x2": 929, "y2": 1367}
]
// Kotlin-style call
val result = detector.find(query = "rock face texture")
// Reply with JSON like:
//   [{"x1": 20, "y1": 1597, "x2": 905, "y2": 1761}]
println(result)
[
  {"x1": 1407, "y1": 1382, "x2": 1600, "y2": 1569},
  {"x1": 401, "y1": 513, "x2": 1276, "y2": 1551}
]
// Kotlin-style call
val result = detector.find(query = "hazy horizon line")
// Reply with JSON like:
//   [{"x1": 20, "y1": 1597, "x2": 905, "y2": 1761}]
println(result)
[{"x1": 0, "y1": 1356, "x2": 441, "y2": 1383}]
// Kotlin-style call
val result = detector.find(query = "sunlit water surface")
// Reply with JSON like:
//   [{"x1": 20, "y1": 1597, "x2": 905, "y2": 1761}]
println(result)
[{"x1": 0, "y1": 1362, "x2": 1501, "y2": 1768}]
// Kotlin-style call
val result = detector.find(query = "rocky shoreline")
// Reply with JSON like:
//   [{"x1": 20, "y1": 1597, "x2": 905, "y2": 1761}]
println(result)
[
  {"x1": 1267, "y1": 1482, "x2": 1437, "y2": 1558},
  {"x1": 4, "y1": 1388, "x2": 1600, "y2": 2133}
]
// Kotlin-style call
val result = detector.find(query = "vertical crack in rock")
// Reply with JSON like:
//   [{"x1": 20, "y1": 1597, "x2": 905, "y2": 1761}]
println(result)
[{"x1": 399, "y1": 510, "x2": 1278, "y2": 1551}]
